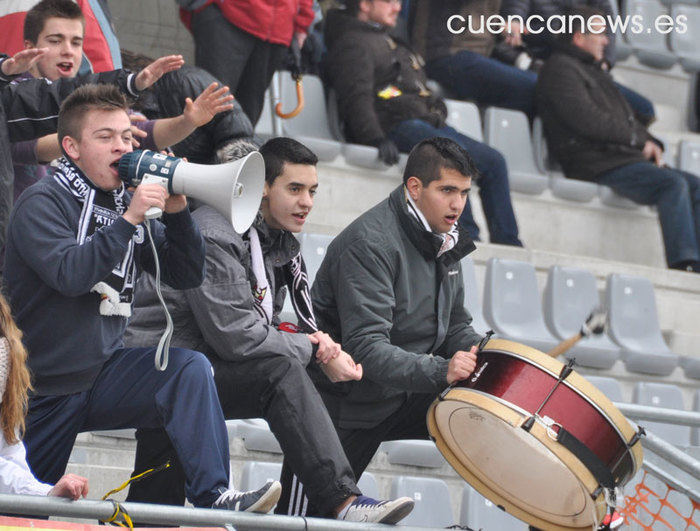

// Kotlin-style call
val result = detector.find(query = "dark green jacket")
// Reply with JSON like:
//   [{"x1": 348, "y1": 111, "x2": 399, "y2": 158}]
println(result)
[{"x1": 310, "y1": 185, "x2": 482, "y2": 429}]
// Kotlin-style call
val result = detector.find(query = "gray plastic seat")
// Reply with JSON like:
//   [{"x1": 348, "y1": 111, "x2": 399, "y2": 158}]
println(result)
[
  {"x1": 460, "y1": 485, "x2": 527, "y2": 530},
  {"x1": 606, "y1": 274, "x2": 680, "y2": 376},
  {"x1": 543, "y1": 266, "x2": 621, "y2": 369},
  {"x1": 383, "y1": 440, "x2": 445, "y2": 468},
  {"x1": 240, "y1": 461, "x2": 282, "y2": 494},
  {"x1": 444, "y1": 99, "x2": 483, "y2": 141},
  {"x1": 678, "y1": 140, "x2": 700, "y2": 174},
  {"x1": 461, "y1": 257, "x2": 489, "y2": 335},
  {"x1": 680, "y1": 355, "x2": 700, "y2": 379},
  {"x1": 278, "y1": 73, "x2": 342, "y2": 162},
  {"x1": 608, "y1": 0, "x2": 634, "y2": 60},
  {"x1": 390, "y1": 476, "x2": 454, "y2": 528},
  {"x1": 483, "y1": 258, "x2": 560, "y2": 353},
  {"x1": 584, "y1": 376, "x2": 625, "y2": 403},
  {"x1": 670, "y1": 4, "x2": 700, "y2": 71},
  {"x1": 357, "y1": 472, "x2": 380, "y2": 499},
  {"x1": 692, "y1": 390, "x2": 700, "y2": 446},
  {"x1": 633, "y1": 382, "x2": 690, "y2": 446},
  {"x1": 484, "y1": 108, "x2": 549, "y2": 195},
  {"x1": 599, "y1": 185, "x2": 641, "y2": 209},
  {"x1": 299, "y1": 233, "x2": 334, "y2": 282},
  {"x1": 236, "y1": 419, "x2": 282, "y2": 454},
  {"x1": 624, "y1": 0, "x2": 677, "y2": 69}
]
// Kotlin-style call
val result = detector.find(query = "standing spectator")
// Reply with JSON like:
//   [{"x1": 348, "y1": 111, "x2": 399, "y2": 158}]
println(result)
[
  {"x1": 325, "y1": 1, "x2": 522, "y2": 245},
  {"x1": 179, "y1": 0, "x2": 314, "y2": 126},
  {"x1": 537, "y1": 7, "x2": 700, "y2": 272}
]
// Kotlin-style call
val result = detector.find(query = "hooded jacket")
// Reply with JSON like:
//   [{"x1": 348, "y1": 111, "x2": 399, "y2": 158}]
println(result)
[
  {"x1": 324, "y1": 9, "x2": 447, "y2": 147},
  {"x1": 309, "y1": 185, "x2": 482, "y2": 429}
]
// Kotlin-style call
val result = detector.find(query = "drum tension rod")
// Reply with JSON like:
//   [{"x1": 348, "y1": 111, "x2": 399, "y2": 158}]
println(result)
[
  {"x1": 521, "y1": 359, "x2": 576, "y2": 433},
  {"x1": 439, "y1": 331, "x2": 495, "y2": 402}
]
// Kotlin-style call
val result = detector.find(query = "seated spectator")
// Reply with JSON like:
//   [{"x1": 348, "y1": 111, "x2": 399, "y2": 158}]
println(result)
[
  {"x1": 0, "y1": 291, "x2": 88, "y2": 499},
  {"x1": 325, "y1": 1, "x2": 522, "y2": 246},
  {"x1": 3, "y1": 83, "x2": 279, "y2": 512},
  {"x1": 498, "y1": 0, "x2": 655, "y2": 123},
  {"x1": 124, "y1": 138, "x2": 414, "y2": 524},
  {"x1": 537, "y1": 7, "x2": 700, "y2": 272}
]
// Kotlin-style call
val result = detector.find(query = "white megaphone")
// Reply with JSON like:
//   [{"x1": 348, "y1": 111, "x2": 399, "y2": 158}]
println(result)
[{"x1": 118, "y1": 149, "x2": 264, "y2": 233}]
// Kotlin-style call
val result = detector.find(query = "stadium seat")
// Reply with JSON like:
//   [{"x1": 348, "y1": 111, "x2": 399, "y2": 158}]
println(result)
[
  {"x1": 483, "y1": 258, "x2": 560, "y2": 353},
  {"x1": 299, "y1": 233, "x2": 334, "y2": 282},
  {"x1": 543, "y1": 266, "x2": 621, "y2": 369},
  {"x1": 606, "y1": 274, "x2": 680, "y2": 376},
  {"x1": 278, "y1": 73, "x2": 342, "y2": 162},
  {"x1": 585, "y1": 376, "x2": 626, "y2": 403},
  {"x1": 678, "y1": 140, "x2": 700, "y2": 174},
  {"x1": 235, "y1": 419, "x2": 282, "y2": 454},
  {"x1": 607, "y1": 0, "x2": 634, "y2": 60},
  {"x1": 461, "y1": 257, "x2": 489, "y2": 335},
  {"x1": 390, "y1": 476, "x2": 454, "y2": 527},
  {"x1": 532, "y1": 118, "x2": 598, "y2": 202},
  {"x1": 383, "y1": 440, "x2": 445, "y2": 468},
  {"x1": 483, "y1": 108, "x2": 549, "y2": 195},
  {"x1": 460, "y1": 485, "x2": 528, "y2": 530},
  {"x1": 91, "y1": 429, "x2": 135, "y2": 439},
  {"x1": 444, "y1": 99, "x2": 483, "y2": 141},
  {"x1": 680, "y1": 355, "x2": 700, "y2": 379},
  {"x1": 692, "y1": 390, "x2": 700, "y2": 446},
  {"x1": 670, "y1": 4, "x2": 700, "y2": 72},
  {"x1": 632, "y1": 382, "x2": 691, "y2": 446},
  {"x1": 623, "y1": 0, "x2": 677, "y2": 69},
  {"x1": 357, "y1": 472, "x2": 380, "y2": 499},
  {"x1": 598, "y1": 185, "x2": 641, "y2": 209},
  {"x1": 240, "y1": 461, "x2": 282, "y2": 495}
]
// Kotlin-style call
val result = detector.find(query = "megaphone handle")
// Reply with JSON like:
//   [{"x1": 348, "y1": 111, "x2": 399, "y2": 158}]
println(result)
[{"x1": 145, "y1": 206, "x2": 163, "y2": 219}]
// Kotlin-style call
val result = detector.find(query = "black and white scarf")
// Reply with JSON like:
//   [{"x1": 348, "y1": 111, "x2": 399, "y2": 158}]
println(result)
[
  {"x1": 404, "y1": 186, "x2": 459, "y2": 257},
  {"x1": 53, "y1": 157, "x2": 140, "y2": 317}
]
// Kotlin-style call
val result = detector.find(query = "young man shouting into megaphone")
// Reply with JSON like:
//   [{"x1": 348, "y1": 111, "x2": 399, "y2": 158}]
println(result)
[{"x1": 124, "y1": 137, "x2": 415, "y2": 524}]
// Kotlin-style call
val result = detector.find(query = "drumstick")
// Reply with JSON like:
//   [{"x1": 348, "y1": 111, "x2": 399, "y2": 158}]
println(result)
[{"x1": 546, "y1": 308, "x2": 607, "y2": 358}]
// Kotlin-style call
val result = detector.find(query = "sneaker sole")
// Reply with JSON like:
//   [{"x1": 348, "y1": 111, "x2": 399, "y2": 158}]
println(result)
[
  {"x1": 245, "y1": 481, "x2": 282, "y2": 513},
  {"x1": 377, "y1": 498, "x2": 415, "y2": 525}
]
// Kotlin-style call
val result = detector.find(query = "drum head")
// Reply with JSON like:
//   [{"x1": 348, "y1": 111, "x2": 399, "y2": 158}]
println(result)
[{"x1": 430, "y1": 390, "x2": 605, "y2": 530}]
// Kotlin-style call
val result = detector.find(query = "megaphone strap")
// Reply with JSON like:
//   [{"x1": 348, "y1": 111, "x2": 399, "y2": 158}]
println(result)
[{"x1": 144, "y1": 221, "x2": 174, "y2": 371}]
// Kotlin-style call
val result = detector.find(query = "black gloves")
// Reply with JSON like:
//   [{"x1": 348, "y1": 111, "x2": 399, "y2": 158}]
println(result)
[{"x1": 377, "y1": 138, "x2": 400, "y2": 166}]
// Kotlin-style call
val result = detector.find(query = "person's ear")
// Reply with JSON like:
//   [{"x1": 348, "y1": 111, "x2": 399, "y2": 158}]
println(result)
[
  {"x1": 405, "y1": 176, "x2": 423, "y2": 201},
  {"x1": 24, "y1": 40, "x2": 37, "y2": 50},
  {"x1": 262, "y1": 180, "x2": 271, "y2": 201},
  {"x1": 62, "y1": 135, "x2": 80, "y2": 160}
]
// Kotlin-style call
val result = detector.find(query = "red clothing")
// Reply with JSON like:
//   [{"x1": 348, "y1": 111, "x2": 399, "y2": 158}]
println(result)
[{"x1": 180, "y1": 0, "x2": 314, "y2": 46}]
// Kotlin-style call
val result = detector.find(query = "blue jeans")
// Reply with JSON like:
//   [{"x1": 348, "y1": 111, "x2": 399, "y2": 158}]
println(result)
[
  {"x1": 24, "y1": 347, "x2": 230, "y2": 507},
  {"x1": 388, "y1": 120, "x2": 522, "y2": 246},
  {"x1": 597, "y1": 162, "x2": 700, "y2": 266},
  {"x1": 427, "y1": 51, "x2": 655, "y2": 123}
]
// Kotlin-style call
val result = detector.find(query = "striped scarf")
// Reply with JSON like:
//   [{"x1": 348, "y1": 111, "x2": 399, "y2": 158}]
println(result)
[{"x1": 404, "y1": 186, "x2": 459, "y2": 257}]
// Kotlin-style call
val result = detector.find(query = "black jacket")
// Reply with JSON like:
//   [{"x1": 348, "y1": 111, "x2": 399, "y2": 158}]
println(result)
[
  {"x1": 135, "y1": 65, "x2": 254, "y2": 164},
  {"x1": 536, "y1": 43, "x2": 654, "y2": 182},
  {"x1": 324, "y1": 9, "x2": 447, "y2": 146}
]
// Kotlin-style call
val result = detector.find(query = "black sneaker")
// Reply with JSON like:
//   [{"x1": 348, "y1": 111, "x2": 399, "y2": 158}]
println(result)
[
  {"x1": 212, "y1": 480, "x2": 281, "y2": 513},
  {"x1": 340, "y1": 495, "x2": 415, "y2": 524}
]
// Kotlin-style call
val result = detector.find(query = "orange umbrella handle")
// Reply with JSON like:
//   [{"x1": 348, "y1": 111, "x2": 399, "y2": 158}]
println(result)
[{"x1": 275, "y1": 78, "x2": 304, "y2": 118}]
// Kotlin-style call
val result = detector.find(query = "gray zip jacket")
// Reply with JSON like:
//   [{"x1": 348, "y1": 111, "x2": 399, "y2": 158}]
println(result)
[
  {"x1": 310, "y1": 185, "x2": 483, "y2": 429},
  {"x1": 125, "y1": 206, "x2": 312, "y2": 365}
]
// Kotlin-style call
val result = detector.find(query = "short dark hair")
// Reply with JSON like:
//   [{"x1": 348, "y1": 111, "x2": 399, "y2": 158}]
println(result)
[
  {"x1": 402, "y1": 137, "x2": 478, "y2": 186},
  {"x1": 58, "y1": 84, "x2": 129, "y2": 143},
  {"x1": 24, "y1": 0, "x2": 85, "y2": 43},
  {"x1": 259, "y1": 137, "x2": 318, "y2": 185},
  {"x1": 560, "y1": 6, "x2": 608, "y2": 43},
  {"x1": 343, "y1": 0, "x2": 362, "y2": 15}
]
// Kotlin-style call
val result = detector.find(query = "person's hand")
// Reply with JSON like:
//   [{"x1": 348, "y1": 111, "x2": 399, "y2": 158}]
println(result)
[
  {"x1": 320, "y1": 351, "x2": 363, "y2": 382},
  {"x1": 642, "y1": 140, "x2": 664, "y2": 167},
  {"x1": 47, "y1": 473, "x2": 88, "y2": 500},
  {"x1": 294, "y1": 31, "x2": 308, "y2": 50},
  {"x1": 123, "y1": 183, "x2": 168, "y2": 225},
  {"x1": 308, "y1": 331, "x2": 341, "y2": 364},
  {"x1": 377, "y1": 138, "x2": 400, "y2": 165},
  {"x1": 134, "y1": 54, "x2": 184, "y2": 91},
  {"x1": 1, "y1": 48, "x2": 48, "y2": 76},
  {"x1": 504, "y1": 21, "x2": 524, "y2": 47},
  {"x1": 183, "y1": 82, "x2": 235, "y2": 128},
  {"x1": 128, "y1": 113, "x2": 148, "y2": 149},
  {"x1": 446, "y1": 346, "x2": 478, "y2": 385}
]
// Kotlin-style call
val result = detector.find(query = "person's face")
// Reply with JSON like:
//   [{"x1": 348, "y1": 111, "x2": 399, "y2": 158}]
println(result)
[
  {"x1": 62, "y1": 109, "x2": 133, "y2": 191},
  {"x1": 573, "y1": 22, "x2": 609, "y2": 62},
  {"x1": 406, "y1": 167, "x2": 471, "y2": 234},
  {"x1": 359, "y1": 0, "x2": 402, "y2": 28},
  {"x1": 26, "y1": 17, "x2": 84, "y2": 80},
  {"x1": 261, "y1": 163, "x2": 318, "y2": 233}
]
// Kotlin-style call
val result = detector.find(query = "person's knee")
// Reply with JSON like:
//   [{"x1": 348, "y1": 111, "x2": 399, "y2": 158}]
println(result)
[
  {"x1": 472, "y1": 146, "x2": 508, "y2": 183},
  {"x1": 169, "y1": 348, "x2": 214, "y2": 379}
]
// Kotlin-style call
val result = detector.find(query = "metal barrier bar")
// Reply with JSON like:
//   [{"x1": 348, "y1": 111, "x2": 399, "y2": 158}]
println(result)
[
  {"x1": 0, "y1": 494, "x2": 426, "y2": 530},
  {"x1": 638, "y1": 428, "x2": 700, "y2": 480},
  {"x1": 642, "y1": 460, "x2": 700, "y2": 504},
  {"x1": 615, "y1": 403, "x2": 700, "y2": 428}
]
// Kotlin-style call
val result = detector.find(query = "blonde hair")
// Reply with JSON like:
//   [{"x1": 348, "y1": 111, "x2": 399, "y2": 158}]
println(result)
[{"x1": 0, "y1": 292, "x2": 32, "y2": 445}]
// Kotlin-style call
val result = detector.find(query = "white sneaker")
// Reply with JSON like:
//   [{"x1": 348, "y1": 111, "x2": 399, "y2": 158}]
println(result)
[
  {"x1": 340, "y1": 495, "x2": 415, "y2": 524},
  {"x1": 212, "y1": 480, "x2": 281, "y2": 513}
]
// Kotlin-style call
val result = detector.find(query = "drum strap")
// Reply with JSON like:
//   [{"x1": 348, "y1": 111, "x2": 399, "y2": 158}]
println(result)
[{"x1": 555, "y1": 425, "x2": 616, "y2": 492}]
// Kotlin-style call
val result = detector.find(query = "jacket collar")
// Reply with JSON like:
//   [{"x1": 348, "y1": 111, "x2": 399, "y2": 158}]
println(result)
[
  {"x1": 553, "y1": 40, "x2": 603, "y2": 68},
  {"x1": 388, "y1": 185, "x2": 475, "y2": 267},
  {"x1": 250, "y1": 213, "x2": 300, "y2": 266}
]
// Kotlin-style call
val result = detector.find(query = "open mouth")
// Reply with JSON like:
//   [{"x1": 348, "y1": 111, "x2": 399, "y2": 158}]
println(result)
[
  {"x1": 57, "y1": 62, "x2": 73, "y2": 75},
  {"x1": 445, "y1": 214, "x2": 458, "y2": 223},
  {"x1": 292, "y1": 212, "x2": 308, "y2": 222},
  {"x1": 109, "y1": 161, "x2": 120, "y2": 174}
]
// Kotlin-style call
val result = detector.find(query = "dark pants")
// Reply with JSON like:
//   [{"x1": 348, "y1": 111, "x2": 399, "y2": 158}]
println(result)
[
  {"x1": 191, "y1": 4, "x2": 287, "y2": 126},
  {"x1": 597, "y1": 162, "x2": 700, "y2": 267},
  {"x1": 280, "y1": 392, "x2": 435, "y2": 516},
  {"x1": 126, "y1": 354, "x2": 360, "y2": 517},
  {"x1": 388, "y1": 120, "x2": 522, "y2": 246},
  {"x1": 24, "y1": 347, "x2": 229, "y2": 508}
]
